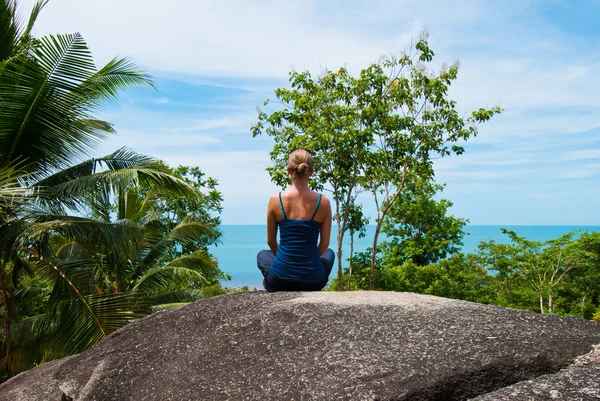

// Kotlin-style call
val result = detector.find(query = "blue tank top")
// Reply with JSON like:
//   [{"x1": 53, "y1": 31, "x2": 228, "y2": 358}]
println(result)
[{"x1": 270, "y1": 192, "x2": 325, "y2": 283}]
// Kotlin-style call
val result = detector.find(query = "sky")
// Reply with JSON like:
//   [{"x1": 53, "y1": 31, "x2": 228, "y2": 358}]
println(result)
[{"x1": 19, "y1": 0, "x2": 600, "y2": 225}]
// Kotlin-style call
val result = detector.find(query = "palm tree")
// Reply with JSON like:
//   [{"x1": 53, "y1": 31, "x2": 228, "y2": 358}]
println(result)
[
  {"x1": 0, "y1": 0, "x2": 224, "y2": 373},
  {"x1": 4, "y1": 159, "x2": 224, "y2": 371},
  {"x1": 57, "y1": 171, "x2": 225, "y2": 303}
]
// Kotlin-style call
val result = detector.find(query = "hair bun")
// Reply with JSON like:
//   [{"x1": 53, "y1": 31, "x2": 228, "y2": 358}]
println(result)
[{"x1": 297, "y1": 163, "x2": 309, "y2": 174}]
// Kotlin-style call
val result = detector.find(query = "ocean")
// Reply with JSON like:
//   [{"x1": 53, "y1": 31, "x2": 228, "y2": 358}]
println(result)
[{"x1": 209, "y1": 225, "x2": 600, "y2": 288}]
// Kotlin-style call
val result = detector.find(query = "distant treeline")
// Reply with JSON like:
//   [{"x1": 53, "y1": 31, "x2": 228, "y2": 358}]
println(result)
[{"x1": 334, "y1": 227, "x2": 600, "y2": 321}]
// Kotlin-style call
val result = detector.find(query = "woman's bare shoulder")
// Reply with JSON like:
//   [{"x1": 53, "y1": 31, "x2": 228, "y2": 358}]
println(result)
[
  {"x1": 319, "y1": 193, "x2": 331, "y2": 205},
  {"x1": 268, "y1": 193, "x2": 281, "y2": 204}
]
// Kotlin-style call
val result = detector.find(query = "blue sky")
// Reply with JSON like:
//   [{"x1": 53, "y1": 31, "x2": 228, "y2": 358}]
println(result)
[{"x1": 21, "y1": 0, "x2": 600, "y2": 225}]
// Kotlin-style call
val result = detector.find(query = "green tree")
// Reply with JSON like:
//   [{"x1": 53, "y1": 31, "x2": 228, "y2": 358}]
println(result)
[
  {"x1": 423, "y1": 254, "x2": 494, "y2": 304},
  {"x1": 474, "y1": 239, "x2": 522, "y2": 307},
  {"x1": 148, "y1": 164, "x2": 224, "y2": 259},
  {"x1": 330, "y1": 248, "x2": 384, "y2": 291},
  {"x1": 0, "y1": 0, "x2": 151, "y2": 368},
  {"x1": 1, "y1": 152, "x2": 212, "y2": 373},
  {"x1": 356, "y1": 35, "x2": 501, "y2": 290},
  {"x1": 382, "y1": 174, "x2": 467, "y2": 267},
  {"x1": 558, "y1": 232, "x2": 600, "y2": 319},
  {"x1": 345, "y1": 202, "x2": 369, "y2": 290},
  {"x1": 337, "y1": 251, "x2": 493, "y2": 305},
  {"x1": 476, "y1": 229, "x2": 593, "y2": 314}
]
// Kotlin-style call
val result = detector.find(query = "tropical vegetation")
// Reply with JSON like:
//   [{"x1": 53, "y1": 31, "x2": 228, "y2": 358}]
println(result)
[
  {"x1": 0, "y1": 0, "x2": 225, "y2": 377},
  {"x1": 338, "y1": 228, "x2": 600, "y2": 320}
]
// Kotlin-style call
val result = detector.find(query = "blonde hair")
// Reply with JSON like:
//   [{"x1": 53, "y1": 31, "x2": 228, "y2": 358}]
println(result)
[{"x1": 287, "y1": 149, "x2": 313, "y2": 178}]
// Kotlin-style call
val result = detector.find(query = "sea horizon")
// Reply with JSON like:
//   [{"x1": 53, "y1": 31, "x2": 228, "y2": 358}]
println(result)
[
  {"x1": 210, "y1": 224, "x2": 600, "y2": 289},
  {"x1": 219, "y1": 223, "x2": 600, "y2": 226}
]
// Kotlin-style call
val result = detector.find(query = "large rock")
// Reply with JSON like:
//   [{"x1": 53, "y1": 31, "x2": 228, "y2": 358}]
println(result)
[{"x1": 1, "y1": 291, "x2": 599, "y2": 401}]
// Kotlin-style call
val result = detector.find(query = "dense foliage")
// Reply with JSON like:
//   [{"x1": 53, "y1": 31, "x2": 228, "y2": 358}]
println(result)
[
  {"x1": 0, "y1": 0, "x2": 225, "y2": 377},
  {"x1": 382, "y1": 175, "x2": 467, "y2": 267},
  {"x1": 335, "y1": 229, "x2": 600, "y2": 320}
]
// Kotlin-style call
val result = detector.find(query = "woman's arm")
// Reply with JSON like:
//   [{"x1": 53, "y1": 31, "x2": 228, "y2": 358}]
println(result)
[
  {"x1": 318, "y1": 196, "x2": 332, "y2": 256},
  {"x1": 266, "y1": 195, "x2": 279, "y2": 255}
]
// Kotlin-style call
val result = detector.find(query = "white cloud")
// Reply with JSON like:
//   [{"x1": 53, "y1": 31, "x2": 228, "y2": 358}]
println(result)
[
  {"x1": 153, "y1": 97, "x2": 169, "y2": 104},
  {"x1": 193, "y1": 115, "x2": 255, "y2": 132},
  {"x1": 555, "y1": 149, "x2": 600, "y2": 162},
  {"x1": 104, "y1": 129, "x2": 220, "y2": 149},
  {"x1": 559, "y1": 163, "x2": 600, "y2": 179},
  {"x1": 20, "y1": 0, "x2": 421, "y2": 77},
  {"x1": 16, "y1": 0, "x2": 600, "y2": 225}
]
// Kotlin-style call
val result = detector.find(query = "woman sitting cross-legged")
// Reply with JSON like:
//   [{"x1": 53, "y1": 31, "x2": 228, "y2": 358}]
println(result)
[{"x1": 257, "y1": 149, "x2": 335, "y2": 291}]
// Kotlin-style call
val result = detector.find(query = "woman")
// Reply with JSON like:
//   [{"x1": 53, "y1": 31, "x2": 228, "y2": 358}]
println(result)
[{"x1": 257, "y1": 149, "x2": 335, "y2": 291}]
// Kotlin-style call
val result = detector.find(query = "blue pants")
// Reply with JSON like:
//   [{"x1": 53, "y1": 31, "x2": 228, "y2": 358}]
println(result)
[{"x1": 256, "y1": 249, "x2": 335, "y2": 291}]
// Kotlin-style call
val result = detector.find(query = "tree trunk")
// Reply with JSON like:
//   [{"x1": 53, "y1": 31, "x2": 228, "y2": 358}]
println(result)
[
  {"x1": 334, "y1": 191, "x2": 344, "y2": 291},
  {"x1": 369, "y1": 219, "x2": 383, "y2": 290},
  {"x1": 548, "y1": 287, "x2": 553, "y2": 314},
  {"x1": 347, "y1": 231, "x2": 354, "y2": 291},
  {"x1": 336, "y1": 226, "x2": 344, "y2": 291},
  {"x1": 367, "y1": 174, "x2": 407, "y2": 291},
  {"x1": 539, "y1": 295, "x2": 545, "y2": 314},
  {"x1": 0, "y1": 274, "x2": 17, "y2": 356},
  {"x1": 505, "y1": 276, "x2": 513, "y2": 304}
]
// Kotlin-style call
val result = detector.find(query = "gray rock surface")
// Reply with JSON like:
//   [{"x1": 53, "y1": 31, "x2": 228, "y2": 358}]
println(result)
[
  {"x1": 1, "y1": 291, "x2": 599, "y2": 401},
  {"x1": 471, "y1": 344, "x2": 600, "y2": 400},
  {"x1": 470, "y1": 366, "x2": 600, "y2": 400},
  {"x1": 572, "y1": 344, "x2": 600, "y2": 368}
]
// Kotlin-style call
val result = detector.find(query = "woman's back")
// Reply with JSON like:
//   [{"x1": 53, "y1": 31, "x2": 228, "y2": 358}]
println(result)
[
  {"x1": 275, "y1": 189, "x2": 325, "y2": 222},
  {"x1": 258, "y1": 148, "x2": 334, "y2": 291},
  {"x1": 270, "y1": 190, "x2": 324, "y2": 282}
]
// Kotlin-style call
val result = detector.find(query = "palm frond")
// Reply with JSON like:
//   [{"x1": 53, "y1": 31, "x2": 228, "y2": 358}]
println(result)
[
  {"x1": 14, "y1": 284, "x2": 51, "y2": 303},
  {"x1": 0, "y1": 0, "x2": 20, "y2": 61},
  {"x1": 0, "y1": 0, "x2": 48, "y2": 63},
  {"x1": 38, "y1": 257, "x2": 146, "y2": 353},
  {"x1": 0, "y1": 159, "x2": 29, "y2": 219},
  {"x1": 15, "y1": 214, "x2": 143, "y2": 261},
  {"x1": 1, "y1": 33, "x2": 96, "y2": 166},
  {"x1": 30, "y1": 148, "x2": 196, "y2": 211},
  {"x1": 0, "y1": 33, "x2": 150, "y2": 171},
  {"x1": 53, "y1": 292, "x2": 147, "y2": 355},
  {"x1": 118, "y1": 186, "x2": 162, "y2": 224},
  {"x1": 20, "y1": 1, "x2": 48, "y2": 46},
  {"x1": 53, "y1": 237, "x2": 89, "y2": 260},
  {"x1": 37, "y1": 258, "x2": 98, "y2": 309},
  {"x1": 28, "y1": 147, "x2": 151, "y2": 189},
  {"x1": 143, "y1": 218, "x2": 218, "y2": 266},
  {"x1": 74, "y1": 56, "x2": 153, "y2": 103},
  {"x1": 134, "y1": 251, "x2": 222, "y2": 292},
  {"x1": 1, "y1": 313, "x2": 54, "y2": 373}
]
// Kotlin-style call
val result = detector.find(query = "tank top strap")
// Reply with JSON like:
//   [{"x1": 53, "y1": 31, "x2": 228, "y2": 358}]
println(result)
[
  {"x1": 311, "y1": 193, "x2": 322, "y2": 220},
  {"x1": 278, "y1": 191, "x2": 287, "y2": 220}
]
